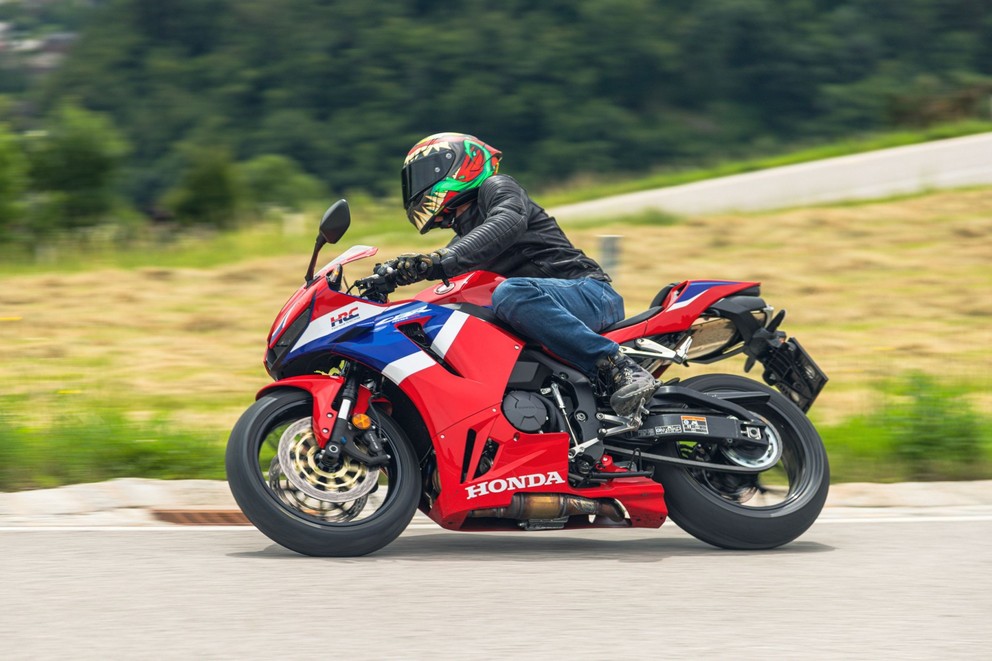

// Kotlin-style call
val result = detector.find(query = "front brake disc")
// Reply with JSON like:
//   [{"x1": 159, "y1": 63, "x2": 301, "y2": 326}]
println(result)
[{"x1": 277, "y1": 418, "x2": 380, "y2": 502}]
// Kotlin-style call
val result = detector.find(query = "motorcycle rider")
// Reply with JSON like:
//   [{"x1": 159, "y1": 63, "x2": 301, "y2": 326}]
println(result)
[{"x1": 386, "y1": 132, "x2": 659, "y2": 416}]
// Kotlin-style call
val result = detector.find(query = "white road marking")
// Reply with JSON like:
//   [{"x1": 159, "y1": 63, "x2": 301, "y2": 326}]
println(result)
[
  {"x1": 0, "y1": 524, "x2": 440, "y2": 532},
  {"x1": 1, "y1": 514, "x2": 990, "y2": 532},
  {"x1": 814, "y1": 515, "x2": 992, "y2": 524}
]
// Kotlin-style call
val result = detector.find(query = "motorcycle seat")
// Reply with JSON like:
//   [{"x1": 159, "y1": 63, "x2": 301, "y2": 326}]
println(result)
[
  {"x1": 650, "y1": 283, "x2": 678, "y2": 308},
  {"x1": 601, "y1": 283, "x2": 677, "y2": 332},
  {"x1": 603, "y1": 306, "x2": 662, "y2": 332}
]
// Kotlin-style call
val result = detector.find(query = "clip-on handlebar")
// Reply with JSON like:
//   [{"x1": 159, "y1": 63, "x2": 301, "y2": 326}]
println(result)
[{"x1": 353, "y1": 260, "x2": 450, "y2": 304}]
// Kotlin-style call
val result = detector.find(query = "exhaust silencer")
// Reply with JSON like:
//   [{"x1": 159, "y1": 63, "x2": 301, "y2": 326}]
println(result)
[{"x1": 468, "y1": 493, "x2": 625, "y2": 522}]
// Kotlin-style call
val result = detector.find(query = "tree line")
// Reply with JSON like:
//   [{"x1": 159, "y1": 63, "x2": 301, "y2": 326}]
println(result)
[{"x1": 2, "y1": 0, "x2": 991, "y2": 237}]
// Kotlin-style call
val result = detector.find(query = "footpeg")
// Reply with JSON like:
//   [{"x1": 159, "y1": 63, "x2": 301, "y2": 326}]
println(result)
[{"x1": 596, "y1": 402, "x2": 650, "y2": 438}]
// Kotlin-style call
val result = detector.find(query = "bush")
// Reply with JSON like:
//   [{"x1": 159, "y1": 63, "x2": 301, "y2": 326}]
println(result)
[
  {"x1": 821, "y1": 373, "x2": 991, "y2": 482},
  {"x1": 884, "y1": 372, "x2": 986, "y2": 480},
  {"x1": 162, "y1": 147, "x2": 242, "y2": 228},
  {"x1": 24, "y1": 104, "x2": 129, "y2": 233},
  {"x1": 238, "y1": 154, "x2": 326, "y2": 214}
]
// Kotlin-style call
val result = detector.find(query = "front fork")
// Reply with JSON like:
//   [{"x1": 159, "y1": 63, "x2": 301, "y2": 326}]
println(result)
[
  {"x1": 318, "y1": 364, "x2": 390, "y2": 467},
  {"x1": 255, "y1": 364, "x2": 387, "y2": 466}
]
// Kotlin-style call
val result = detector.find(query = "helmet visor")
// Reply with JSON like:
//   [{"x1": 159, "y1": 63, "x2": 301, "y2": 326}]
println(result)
[{"x1": 401, "y1": 150, "x2": 454, "y2": 209}]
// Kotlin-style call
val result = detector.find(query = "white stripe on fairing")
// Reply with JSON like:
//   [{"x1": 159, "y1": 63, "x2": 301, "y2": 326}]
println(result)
[
  {"x1": 430, "y1": 310, "x2": 469, "y2": 359},
  {"x1": 382, "y1": 351, "x2": 436, "y2": 384},
  {"x1": 667, "y1": 293, "x2": 701, "y2": 311}
]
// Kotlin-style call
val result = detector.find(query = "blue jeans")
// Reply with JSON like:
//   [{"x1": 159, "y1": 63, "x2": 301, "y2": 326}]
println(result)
[{"x1": 491, "y1": 277, "x2": 624, "y2": 377}]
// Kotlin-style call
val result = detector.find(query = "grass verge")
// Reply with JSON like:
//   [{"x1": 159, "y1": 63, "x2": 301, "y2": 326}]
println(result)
[
  {"x1": 0, "y1": 194, "x2": 416, "y2": 276},
  {"x1": 819, "y1": 373, "x2": 992, "y2": 483},
  {"x1": 0, "y1": 398, "x2": 224, "y2": 490},
  {"x1": 1, "y1": 373, "x2": 988, "y2": 491}
]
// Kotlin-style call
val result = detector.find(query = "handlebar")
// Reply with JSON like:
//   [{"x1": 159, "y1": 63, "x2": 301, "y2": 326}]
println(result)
[
  {"x1": 353, "y1": 263, "x2": 399, "y2": 302},
  {"x1": 353, "y1": 261, "x2": 451, "y2": 303}
]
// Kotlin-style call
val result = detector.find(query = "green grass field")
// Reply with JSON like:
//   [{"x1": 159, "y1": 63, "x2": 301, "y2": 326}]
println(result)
[{"x1": 1, "y1": 178, "x2": 990, "y2": 490}]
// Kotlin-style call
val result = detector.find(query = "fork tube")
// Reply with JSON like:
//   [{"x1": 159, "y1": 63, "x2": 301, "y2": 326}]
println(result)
[{"x1": 325, "y1": 362, "x2": 358, "y2": 453}]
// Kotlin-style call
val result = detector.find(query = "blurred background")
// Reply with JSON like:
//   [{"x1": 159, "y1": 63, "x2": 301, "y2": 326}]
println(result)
[{"x1": 0, "y1": 0, "x2": 989, "y2": 490}]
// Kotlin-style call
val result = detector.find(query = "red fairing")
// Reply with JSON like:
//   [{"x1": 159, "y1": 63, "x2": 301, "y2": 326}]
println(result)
[
  {"x1": 385, "y1": 302, "x2": 667, "y2": 530},
  {"x1": 257, "y1": 375, "x2": 372, "y2": 448},
  {"x1": 426, "y1": 409, "x2": 667, "y2": 530},
  {"x1": 413, "y1": 270, "x2": 505, "y2": 306},
  {"x1": 393, "y1": 313, "x2": 522, "y2": 435},
  {"x1": 267, "y1": 245, "x2": 381, "y2": 350},
  {"x1": 268, "y1": 285, "x2": 314, "y2": 350}
]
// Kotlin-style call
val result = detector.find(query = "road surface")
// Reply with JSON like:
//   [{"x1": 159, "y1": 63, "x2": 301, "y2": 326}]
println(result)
[
  {"x1": 2, "y1": 508, "x2": 990, "y2": 659},
  {"x1": 551, "y1": 131, "x2": 992, "y2": 220}
]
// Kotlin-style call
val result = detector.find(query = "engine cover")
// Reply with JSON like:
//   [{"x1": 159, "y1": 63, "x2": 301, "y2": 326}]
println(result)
[{"x1": 502, "y1": 391, "x2": 551, "y2": 432}]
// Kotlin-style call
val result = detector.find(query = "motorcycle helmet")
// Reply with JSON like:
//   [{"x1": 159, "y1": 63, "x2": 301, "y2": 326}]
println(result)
[{"x1": 401, "y1": 132, "x2": 502, "y2": 233}]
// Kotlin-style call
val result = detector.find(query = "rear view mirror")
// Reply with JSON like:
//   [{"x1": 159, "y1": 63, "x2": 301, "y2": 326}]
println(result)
[
  {"x1": 305, "y1": 199, "x2": 351, "y2": 283},
  {"x1": 320, "y1": 199, "x2": 351, "y2": 245}
]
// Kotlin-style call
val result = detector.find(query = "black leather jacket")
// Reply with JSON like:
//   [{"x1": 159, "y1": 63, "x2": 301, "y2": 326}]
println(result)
[{"x1": 437, "y1": 175, "x2": 610, "y2": 282}]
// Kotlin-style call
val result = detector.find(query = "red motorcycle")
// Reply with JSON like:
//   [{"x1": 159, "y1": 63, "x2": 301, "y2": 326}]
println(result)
[{"x1": 226, "y1": 200, "x2": 830, "y2": 556}]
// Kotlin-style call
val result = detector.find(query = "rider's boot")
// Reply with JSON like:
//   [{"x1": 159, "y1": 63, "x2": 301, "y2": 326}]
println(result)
[{"x1": 597, "y1": 351, "x2": 660, "y2": 417}]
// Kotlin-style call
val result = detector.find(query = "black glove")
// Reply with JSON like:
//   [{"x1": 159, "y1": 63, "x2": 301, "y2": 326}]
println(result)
[{"x1": 388, "y1": 251, "x2": 447, "y2": 285}]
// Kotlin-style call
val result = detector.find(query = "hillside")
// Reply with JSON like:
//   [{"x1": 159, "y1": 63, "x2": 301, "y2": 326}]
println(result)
[{"x1": 27, "y1": 0, "x2": 992, "y2": 208}]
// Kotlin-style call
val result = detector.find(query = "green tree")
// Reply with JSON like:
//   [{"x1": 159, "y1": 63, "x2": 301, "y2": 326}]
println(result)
[
  {"x1": 163, "y1": 147, "x2": 241, "y2": 228},
  {"x1": 25, "y1": 104, "x2": 129, "y2": 232},
  {"x1": 238, "y1": 154, "x2": 326, "y2": 213},
  {"x1": 0, "y1": 124, "x2": 27, "y2": 242},
  {"x1": 32, "y1": 0, "x2": 992, "y2": 205}
]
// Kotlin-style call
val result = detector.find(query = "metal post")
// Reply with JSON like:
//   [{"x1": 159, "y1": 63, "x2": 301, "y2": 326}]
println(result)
[{"x1": 598, "y1": 234, "x2": 622, "y2": 281}]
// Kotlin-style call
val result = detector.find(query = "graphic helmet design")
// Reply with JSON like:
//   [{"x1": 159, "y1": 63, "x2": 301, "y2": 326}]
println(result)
[{"x1": 401, "y1": 132, "x2": 501, "y2": 233}]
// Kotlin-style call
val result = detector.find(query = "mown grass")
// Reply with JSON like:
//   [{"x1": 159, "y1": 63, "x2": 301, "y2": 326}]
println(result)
[
  {"x1": 539, "y1": 120, "x2": 992, "y2": 207},
  {"x1": 1, "y1": 185, "x2": 990, "y2": 490}
]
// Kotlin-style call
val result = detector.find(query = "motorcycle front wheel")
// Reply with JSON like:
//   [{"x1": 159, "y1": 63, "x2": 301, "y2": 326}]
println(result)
[
  {"x1": 652, "y1": 374, "x2": 830, "y2": 550},
  {"x1": 226, "y1": 389, "x2": 419, "y2": 557}
]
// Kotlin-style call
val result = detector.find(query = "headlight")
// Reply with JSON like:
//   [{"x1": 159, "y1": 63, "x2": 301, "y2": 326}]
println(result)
[{"x1": 265, "y1": 309, "x2": 312, "y2": 375}]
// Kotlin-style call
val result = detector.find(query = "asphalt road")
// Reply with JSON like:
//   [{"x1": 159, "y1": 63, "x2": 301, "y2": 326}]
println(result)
[
  {"x1": 551, "y1": 131, "x2": 992, "y2": 220},
  {"x1": 2, "y1": 511, "x2": 990, "y2": 660}
]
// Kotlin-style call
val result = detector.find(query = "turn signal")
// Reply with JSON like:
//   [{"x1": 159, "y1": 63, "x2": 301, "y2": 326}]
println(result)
[{"x1": 351, "y1": 413, "x2": 372, "y2": 430}]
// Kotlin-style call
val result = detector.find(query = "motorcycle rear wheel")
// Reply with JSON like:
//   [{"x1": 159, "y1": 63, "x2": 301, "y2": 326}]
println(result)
[
  {"x1": 652, "y1": 374, "x2": 829, "y2": 550},
  {"x1": 226, "y1": 389, "x2": 419, "y2": 557}
]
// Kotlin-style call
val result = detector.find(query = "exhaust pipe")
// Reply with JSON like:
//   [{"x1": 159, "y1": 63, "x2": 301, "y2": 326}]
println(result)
[{"x1": 468, "y1": 493, "x2": 625, "y2": 522}]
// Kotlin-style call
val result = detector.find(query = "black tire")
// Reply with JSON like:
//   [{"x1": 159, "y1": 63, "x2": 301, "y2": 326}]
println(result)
[
  {"x1": 653, "y1": 374, "x2": 829, "y2": 550},
  {"x1": 225, "y1": 389, "x2": 419, "y2": 557}
]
